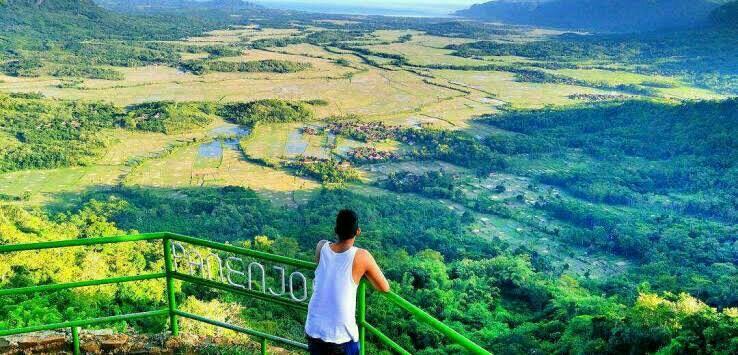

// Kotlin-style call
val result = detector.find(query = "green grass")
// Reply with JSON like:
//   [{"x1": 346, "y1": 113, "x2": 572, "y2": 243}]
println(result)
[
  {"x1": 554, "y1": 68, "x2": 724, "y2": 100},
  {"x1": 0, "y1": 165, "x2": 126, "y2": 206},
  {"x1": 365, "y1": 42, "x2": 490, "y2": 67},
  {"x1": 431, "y1": 69, "x2": 608, "y2": 109}
]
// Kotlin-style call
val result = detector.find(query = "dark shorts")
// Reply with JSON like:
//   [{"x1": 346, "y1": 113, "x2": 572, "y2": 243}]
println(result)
[{"x1": 306, "y1": 336, "x2": 360, "y2": 355}]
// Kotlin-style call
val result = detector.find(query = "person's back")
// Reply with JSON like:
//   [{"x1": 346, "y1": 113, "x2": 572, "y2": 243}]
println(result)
[
  {"x1": 305, "y1": 241, "x2": 359, "y2": 344},
  {"x1": 304, "y1": 209, "x2": 390, "y2": 355}
]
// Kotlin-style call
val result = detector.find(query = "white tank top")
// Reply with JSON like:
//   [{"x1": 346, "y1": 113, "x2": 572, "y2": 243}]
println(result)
[{"x1": 304, "y1": 243, "x2": 359, "y2": 343}]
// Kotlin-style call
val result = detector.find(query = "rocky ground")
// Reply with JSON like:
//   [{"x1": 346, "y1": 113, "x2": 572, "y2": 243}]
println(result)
[{"x1": 0, "y1": 329, "x2": 284, "y2": 354}]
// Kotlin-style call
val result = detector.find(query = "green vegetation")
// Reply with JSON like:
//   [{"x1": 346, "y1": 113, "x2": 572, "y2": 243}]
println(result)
[
  {"x1": 478, "y1": 99, "x2": 738, "y2": 307},
  {"x1": 67, "y1": 41, "x2": 182, "y2": 67},
  {"x1": 0, "y1": 95, "x2": 312, "y2": 173},
  {"x1": 402, "y1": 129, "x2": 508, "y2": 175},
  {"x1": 198, "y1": 59, "x2": 311, "y2": 74},
  {"x1": 483, "y1": 99, "x2": 738, "y2": 220},
  {"x1": 124, "y1": 101, "x2": 216, "y2": 134},
  {"x1": 249, "y1": 30, "x2": 367, "y2": 49},
  {"x1": 218, "y1": 99, "x2": 314, "y2": 126},
  {"x1": 287, "y1": 157, "x2": 360, "y2": 184},
  {"x1": 325, "y1": 122, "x2": 509, "y2": 174},
  {"x1": 49, "y1": 65, "x2": 124, "y2": 80},
  {"x1": 303, "y1": 99, "x2": 329, "y2": 106},
  {"x1": 382, "y1": 170, "x2": 461, "y2": 200},
  {"x1": 3, "y1": 187, "x2": 737, "y2": 353},
  {"x1": 1, "y1": 57, "x2": 43, "y2": 77},
  {"x1": 0, "y1": 0, "x2": 227, "y2": 47},
  {"x1": 0, "y1": 93, "x2": 120, "y2": 172},
  {"x1": 0, "y1": 0, "x2": 258, "y2": 85},
  {"x1": 0, "y1": 201, "x2": 166, "y2": 331}
]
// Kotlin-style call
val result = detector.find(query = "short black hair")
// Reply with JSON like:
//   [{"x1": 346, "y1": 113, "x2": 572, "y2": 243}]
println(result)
[{"x1": 335, "y1": 209, "x2": 359, "y2": 241}]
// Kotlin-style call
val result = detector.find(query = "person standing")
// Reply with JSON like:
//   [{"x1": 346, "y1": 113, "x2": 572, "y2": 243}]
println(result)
[{"x1": 304, "y1": 209, "x2": 390, "y2": 355}]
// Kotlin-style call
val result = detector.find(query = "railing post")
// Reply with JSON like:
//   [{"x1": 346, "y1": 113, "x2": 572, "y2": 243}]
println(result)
[
  {"x1": 71, "y1": 326, "x2": 80, "y2": 355},
  {"x1": 358, "y1": 280, "x2": 366, "y2": 355},
  {"x1": 163, "y1": 238, "x2": 179, "y2": 336},
  {"x1": 261, "y1": 337, "x2": 268, "y2": 355}
]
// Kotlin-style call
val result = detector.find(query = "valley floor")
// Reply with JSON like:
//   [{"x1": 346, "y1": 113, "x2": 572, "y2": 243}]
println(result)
[{"x1": 1, "y1": 24, "x2": 694, "y2": 279}]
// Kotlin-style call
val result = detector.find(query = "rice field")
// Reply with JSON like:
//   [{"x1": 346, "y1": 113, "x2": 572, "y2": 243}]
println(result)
[
  {"x1": 186, "y1": 26, "x2": 301, "y2": 44},
  {"x1": 0, "y1": 165, "x2": 127, "y2": 206},
  {"x1": 0, "y1": 25, "x2": 724, "y2": 211},
  {"x1": 124, "y1": 139, "x2": 320, "y2": 204},
  {"x1": 240, "y1": 123, "x2": 332, "y2": 161},
  {"x1": 431, "y1": 69, "x2": 610, "y2": 108},
  {"x1": 364, "y1": 42, "x2": 491, "y2": 67}
]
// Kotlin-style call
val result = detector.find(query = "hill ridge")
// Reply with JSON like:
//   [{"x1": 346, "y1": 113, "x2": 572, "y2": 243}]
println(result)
[{"x1": 456, "y1": 0, "x2": 723, "y2": 32}]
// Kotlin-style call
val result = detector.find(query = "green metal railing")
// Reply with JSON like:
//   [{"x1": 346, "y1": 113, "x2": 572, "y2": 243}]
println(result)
[{"x1": 0, "y1": 232, "x2": 489, "y2": 354}]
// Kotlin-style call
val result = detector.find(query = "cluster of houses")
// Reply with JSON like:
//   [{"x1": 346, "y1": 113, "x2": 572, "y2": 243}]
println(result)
[
  {"x1": 301, "y1": 126, "x2": 321, "y2": 135},
  {"x1": 346, "y1": 147, "x2": 399, "y2": 163},
  {"x1": 568, "y1": 93, "x2": 627, "y2": 102},
  {"x1": 325, "y1": 121, "x2": 401, "y2": 142}
]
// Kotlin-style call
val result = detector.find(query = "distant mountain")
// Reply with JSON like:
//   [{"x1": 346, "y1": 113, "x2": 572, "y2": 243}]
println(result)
[
  {"x1": 456, "y1": 0, "x2": 725, "y2": 32},
  {"x1": 0, "y1": 0, "x2": 229, "y2": 47},
  {"x1": 96, "y1": 0, "x2": 261, "y2": 12},
  {"x1": 711, "y1": 1, "x2": 738, "y2": 29}
]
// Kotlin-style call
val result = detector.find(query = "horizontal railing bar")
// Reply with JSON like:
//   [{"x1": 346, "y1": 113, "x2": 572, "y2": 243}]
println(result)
[
  {"x1": 0, "y1": 309, "x2": 168, "y2": 337},
  {"x1": 0, "y1": 233, "x2": 167, "y2": 253},
  {"x1": 0, "y1": 232, "x2": 490, "y2": 354},
  {"x1": 166, "y1": 233, "x2": 316, "y2": 269},
  {"x1": 173, "y1": 310, "x2": 309, "y2": 350},
  {"x1": 171, "y1": 272, "x2": 308, "y2": 312},
  {"x1": 363, "y1": 321, "x2": 411, "y2": 355},
  {"x1": 381, "y1": 291, "x2": 490, "y2": 354},
  {"x1": 0, "y1": 272, "x2": 167, "y2": 297}
]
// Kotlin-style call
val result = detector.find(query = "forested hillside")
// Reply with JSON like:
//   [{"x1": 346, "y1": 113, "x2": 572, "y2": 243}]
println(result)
[
  {"x1": 456, "y1": 0, "x2": 724, "y2": 32},
  {"x1": 480, "y1": 99, "x2": 738, "y2": 306},
  {"x1": 0, "y1": 0, "x2": 227, "y2": 47}
]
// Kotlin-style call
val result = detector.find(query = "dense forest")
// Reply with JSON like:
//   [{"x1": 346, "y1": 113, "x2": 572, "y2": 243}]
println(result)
[
  {"x1": 2, "y1": 186, "x2": 737, "y2": 353},
  {"x1": 479, "y1": 100, "x2": 738, "y2": 308},
  {"x1": 0, "y1": 93, "x2": 120, "y2": 172},
  {"x1": 0, "y1": 0, "x2": 228, "y2": 47},
  {"x1": 483, "y1": 100, "x2": 738, "y2": 219}
]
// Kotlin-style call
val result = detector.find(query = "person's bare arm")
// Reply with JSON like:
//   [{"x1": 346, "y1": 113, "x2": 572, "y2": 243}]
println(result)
[
  {"x1": 357, "y1": 249, "x2": 390, "y2": 292},
  {"x1": 315, "y1": 240, "x2": 329, "y2": 263}
]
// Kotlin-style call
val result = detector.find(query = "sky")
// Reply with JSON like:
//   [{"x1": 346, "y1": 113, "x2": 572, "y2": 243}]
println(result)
[{"x1": 255, "y1": 0, "x2": 483, "y2": 17}]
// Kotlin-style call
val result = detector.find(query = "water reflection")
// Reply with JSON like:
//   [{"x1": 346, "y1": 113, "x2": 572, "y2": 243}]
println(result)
[{"x1": 197, "y1": 124, "x2": 251, "y2": 159}]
